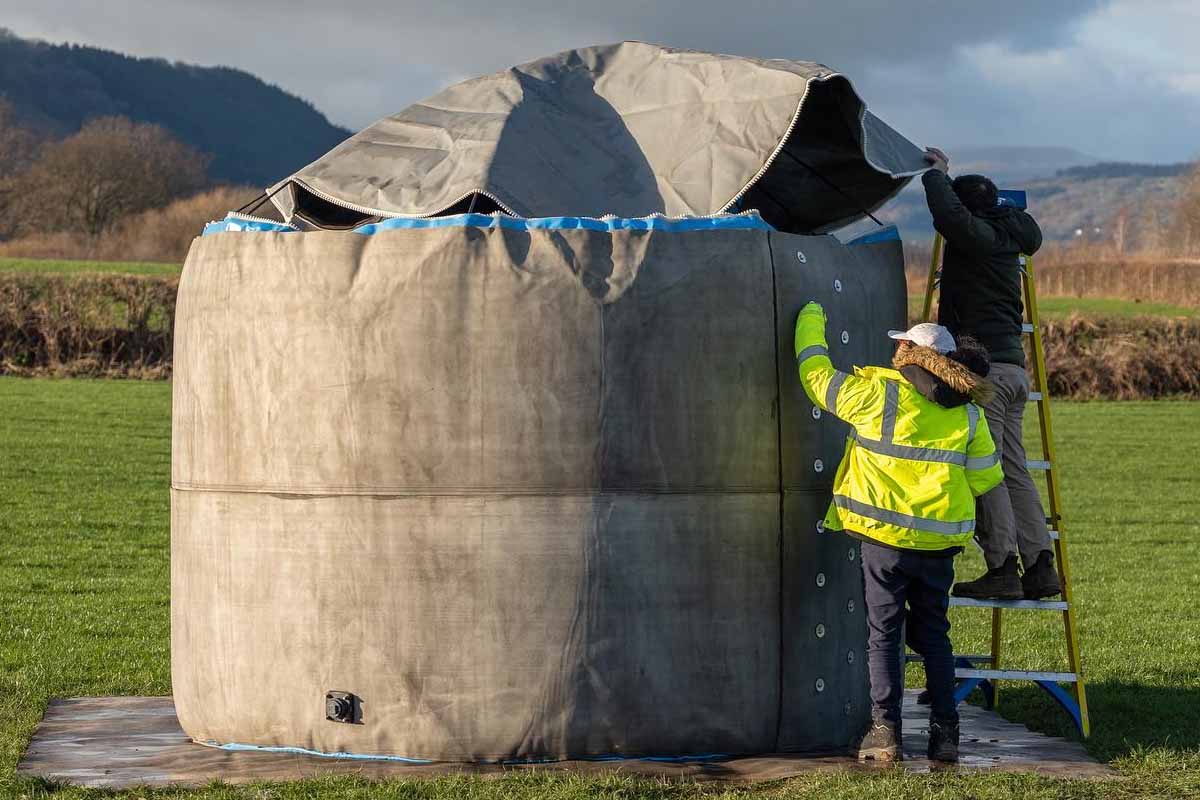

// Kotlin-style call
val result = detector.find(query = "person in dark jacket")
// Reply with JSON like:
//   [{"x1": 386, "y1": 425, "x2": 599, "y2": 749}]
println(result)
[{"x1": 921, "y1": 147, "x2": 1062, "y2": 601}]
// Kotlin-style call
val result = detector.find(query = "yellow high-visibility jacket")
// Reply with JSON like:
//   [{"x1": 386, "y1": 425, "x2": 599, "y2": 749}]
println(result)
[{"x1": 794, "y1": 302, "x2": 1004, "y2": 552}]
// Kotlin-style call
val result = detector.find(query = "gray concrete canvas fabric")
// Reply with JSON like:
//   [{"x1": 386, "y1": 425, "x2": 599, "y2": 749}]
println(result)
[{"x1": 267, "y1": 42, "x2": 929, "y2": 234}]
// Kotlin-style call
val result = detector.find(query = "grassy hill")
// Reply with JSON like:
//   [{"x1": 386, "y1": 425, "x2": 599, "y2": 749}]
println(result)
[
  {"x1": 875, "y1": 158, "x2": 1190, "y2": 242},
  {"x1": 0, "y1": 29, "x2": 350, "y2": 186}
]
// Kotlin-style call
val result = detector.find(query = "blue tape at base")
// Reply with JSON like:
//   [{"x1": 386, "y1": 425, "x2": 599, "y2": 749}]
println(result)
[
  {"x1": 210, "y1": 741, "x2": 433, "y2": 763},
  {"x1": 209, "y1": 739, "x2": 730, "y2": 766},
  {"x1": 501, "y1": 752, "x2": 729, "y2": 766}
]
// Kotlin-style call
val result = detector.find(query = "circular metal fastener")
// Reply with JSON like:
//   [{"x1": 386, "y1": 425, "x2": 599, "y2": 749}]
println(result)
[
  {"x1": 841, "y1": 330, "x2": 850, "y2": 345},
  {"x1": 816, "y1": 519, "x2": 826, "y2": 534},
  {"x1": 811, "y1": 406, "x2": 822, "y2": 420},
  {"x1": 848, "y1": 547, "x2": 856, "y2": 562},
  {"x1": 843, "y1": 701, "x2": 853, "y2": 716},
  {"x1": 796, "y1": 250, "x2": 807, "y2": 264},
  {"x1": 847, "y1": 599, "x2": 856, "y2": 613},
  {"x1": 815, "y1": 623, "x2": 826, "y2": 638},
  {"x1": 847, "y1": 650, "x2": 856, "y2": 664},
  {"x1": 815, "y1": 678, "x2": 826, "y2": 693},
  {"x1": 834, "y1": 279, "x2": 843, "y2": 293},
  {"x1": 816, "y1": 572, "x2": 826, "y2": 588},
  {"x1": 814, "y1": 458, "x2": 824, "y2": 473}
]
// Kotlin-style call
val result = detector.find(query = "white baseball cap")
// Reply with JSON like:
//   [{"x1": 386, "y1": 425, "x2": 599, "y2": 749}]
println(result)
[{"x1": 888, "y1": 322, "x2": 956, "y2": 354}]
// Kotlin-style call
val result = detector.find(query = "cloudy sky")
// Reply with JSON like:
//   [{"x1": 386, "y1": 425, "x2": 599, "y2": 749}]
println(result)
[{"x1": 3, "y1": 0, "x2": 1197, "y2": 163}]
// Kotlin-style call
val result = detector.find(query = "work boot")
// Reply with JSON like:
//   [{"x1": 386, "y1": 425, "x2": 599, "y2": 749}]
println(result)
[
  {"x1": 927, "y1": 717, "x2": 960, "y2": 763},
  {"x1": 857, "y1": 717, "x2": 902, "y2": 763},
  {"x1": 1022, "y1": 550, "x2": 1062, "y2": 599},
  {"x1": 951, "y1": 555, "x2": 1023, "y2": 601}
]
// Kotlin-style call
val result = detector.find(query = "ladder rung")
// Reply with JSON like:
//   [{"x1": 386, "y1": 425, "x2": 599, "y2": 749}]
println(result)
[
  {"x1": 1027, "y1": 459, "x2": 1051, "y2": 470},
  {"x1": 956, "y1": 668, "x2": 1078, "y2": 683},
  {"x1": 1022, "y1": 323, "x2": 1035, "y2": 333},
  {"x1": 950, "y1": 597, "x2": 1068, "y2": 610},
  {"x1": 1028, "y1": 391, "x2": 1043, "y2": 401},
  {"x1": 907, "y1": 653, "x2": 992, "y2": 664}
]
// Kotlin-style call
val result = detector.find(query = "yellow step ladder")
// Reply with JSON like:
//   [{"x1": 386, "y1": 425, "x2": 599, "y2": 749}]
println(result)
[{"x1": 916, "y1": 188, "x2": 1090, "y2": 738}]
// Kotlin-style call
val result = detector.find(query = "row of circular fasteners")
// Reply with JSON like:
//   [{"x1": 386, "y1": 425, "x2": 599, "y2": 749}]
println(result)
[
  {"x1": 791, "y1": 251, "x2": 861, "y2": 710},
  {"x1": 796, "y1": 249, "x2": 848, "y2": 328},
  {"x1": 813, "y1": 534, "x2": 860, "y2": 696}
]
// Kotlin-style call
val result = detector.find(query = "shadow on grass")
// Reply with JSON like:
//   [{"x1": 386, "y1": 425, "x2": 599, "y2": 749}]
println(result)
[{"x1": 966, "y1": 679, "x2": 1200, "y2": 763}]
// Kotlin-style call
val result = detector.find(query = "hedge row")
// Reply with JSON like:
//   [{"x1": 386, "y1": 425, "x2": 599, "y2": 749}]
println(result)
[
  {"x1": 1039, "y1": 316, "x2": 1200, "y2": 400},
  {"x1": 0, "y1": 273, "x2": 176, "y2": 378},
  {"x1": 2, "y1": 273, "x2": 1199, "y2": 398}
]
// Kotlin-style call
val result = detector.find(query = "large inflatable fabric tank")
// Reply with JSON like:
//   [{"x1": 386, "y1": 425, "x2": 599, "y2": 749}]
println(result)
[
  {"x1": 171, "y1": 220, "x2": 906, "y2": 759},
  {"x1": 170, "y1": 41, "x2": 927, "y2": 761}
]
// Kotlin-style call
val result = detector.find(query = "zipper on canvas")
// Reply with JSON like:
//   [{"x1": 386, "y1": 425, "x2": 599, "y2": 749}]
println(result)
[{"x1": 223, "y1": 211, "x2": 297, "y2": 228}]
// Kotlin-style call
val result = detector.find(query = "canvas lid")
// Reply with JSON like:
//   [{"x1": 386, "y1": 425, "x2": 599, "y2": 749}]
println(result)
[{"x1": 269, "y1": 41, "x2": 928, "y2": 234}]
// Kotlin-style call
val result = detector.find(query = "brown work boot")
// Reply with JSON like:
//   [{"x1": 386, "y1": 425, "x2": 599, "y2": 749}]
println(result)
[
  {"x1": 952, "y1": 555, "x2": 1023, "y2": 601},
  {"x1": 857, "y1": 717, "x2": 902, "y2": 762},
  {"x1": 1022, "y1": 550, "x2": 1062, "y2": 599}
]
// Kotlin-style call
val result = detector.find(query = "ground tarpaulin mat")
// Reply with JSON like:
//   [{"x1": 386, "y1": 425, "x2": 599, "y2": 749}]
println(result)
[{"x1": 18, "y1": 691, "x2": 1115, "y2": 788}]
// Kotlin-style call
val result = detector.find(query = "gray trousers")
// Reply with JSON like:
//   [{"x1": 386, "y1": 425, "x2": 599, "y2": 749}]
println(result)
[{"x1": 976, "y1": 361, "x2": 1054, "y2": 569}]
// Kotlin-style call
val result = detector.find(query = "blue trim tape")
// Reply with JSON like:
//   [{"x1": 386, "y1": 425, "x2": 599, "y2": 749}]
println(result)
[
  {"x1": 845, "y1": 225, "x2": 900, "y2": 246},
  {"x1": 202, "y1": 211, "x2": 774, "y2": 237}
]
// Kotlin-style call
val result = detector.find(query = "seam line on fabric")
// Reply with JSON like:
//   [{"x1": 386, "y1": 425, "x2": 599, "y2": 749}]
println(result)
[
  {"x1": 169, "y1": 484, "x2": 780, "y2": 497},
  {"x1": 766, "y1": 231, "x2": 785, "y2": 751}
]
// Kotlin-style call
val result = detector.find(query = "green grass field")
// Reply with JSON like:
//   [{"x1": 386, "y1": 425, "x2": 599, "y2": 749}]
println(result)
[
  {"x1": 909, "y1": 294, "x2": 1200, "y2": 321},
  {"x1": 0, "y1": 257, "x2": 180, "y2": 276},
  {"x1": 1, "y1": 378, "x2": 1198, "y2": 798}
]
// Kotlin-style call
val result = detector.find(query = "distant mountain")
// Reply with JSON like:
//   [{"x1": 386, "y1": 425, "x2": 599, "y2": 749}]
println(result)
[
  {"x1": 869, "y1": 148, "x2": 1192, "y2": 242},
  {"x1": 946, "y1": 145, "x2": 1100, "y2": 186},
  {"x1": 1019, "y1": 163, "x2": 1189, "y2": 240},
  {"x1": 0, "y1": 29, "x2": 350, "y2": 186}
]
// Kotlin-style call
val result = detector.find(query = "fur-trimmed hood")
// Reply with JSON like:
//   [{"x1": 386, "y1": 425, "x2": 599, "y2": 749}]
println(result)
[{"x1": 893, "y1": 345, "x2": 995, "y2": 406}]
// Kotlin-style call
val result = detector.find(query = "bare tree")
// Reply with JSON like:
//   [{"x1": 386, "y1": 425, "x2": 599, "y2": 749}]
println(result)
[
  {"x1": 1133, "y1": 196, "x2": 1174, "y2": 257},
  {"x1": 0, "y1": 99, "x2": 38, "y2": 176},
  {"x1": 1171, "y1": 162, "x2": 1200, "y2": 257},
  {"x1": 12, "y1": 116, "x2": 208, "y2": 236},
  {"x1": 1112, "y1": 205, "x2": 1128, "y2": 259},
  {"x1": 0, "y1": 98, "x2": 41, "y2": 238}
]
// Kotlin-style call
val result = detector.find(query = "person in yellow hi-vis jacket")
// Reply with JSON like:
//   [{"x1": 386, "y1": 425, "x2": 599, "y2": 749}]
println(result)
[{"x1": 794, "y1": 301, "x2": 1003, "y2": 764}]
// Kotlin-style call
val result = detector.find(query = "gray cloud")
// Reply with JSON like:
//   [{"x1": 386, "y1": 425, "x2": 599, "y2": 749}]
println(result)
[{"x1": 2, "y1": 0, "x2": 1194, "y2": 161}]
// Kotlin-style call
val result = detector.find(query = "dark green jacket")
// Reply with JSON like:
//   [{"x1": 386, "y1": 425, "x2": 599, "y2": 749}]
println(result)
[{"x1": 923, "y1": 170, "x2": 1042, "y2": 366}]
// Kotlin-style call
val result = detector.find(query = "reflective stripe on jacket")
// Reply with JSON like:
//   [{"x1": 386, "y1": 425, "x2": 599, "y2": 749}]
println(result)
[{"x1": 794, "y1": 302, "x2": 1004, "y2": 552}]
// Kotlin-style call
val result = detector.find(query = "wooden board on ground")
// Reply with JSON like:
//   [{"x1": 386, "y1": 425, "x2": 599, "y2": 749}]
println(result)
[{"x1": 17, "y1": 692, "x2": 1116, "y2": 788}]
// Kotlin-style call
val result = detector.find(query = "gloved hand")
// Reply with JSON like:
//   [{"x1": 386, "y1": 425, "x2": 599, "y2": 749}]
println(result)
[{"x1": 794, "y1": 301, "x2": 827, "y2": 359}]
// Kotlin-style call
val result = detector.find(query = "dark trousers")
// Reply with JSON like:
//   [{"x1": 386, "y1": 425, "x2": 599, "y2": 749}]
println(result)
[{"x1": 859, "y1": 539, "x2": 959, "y2": 726}]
